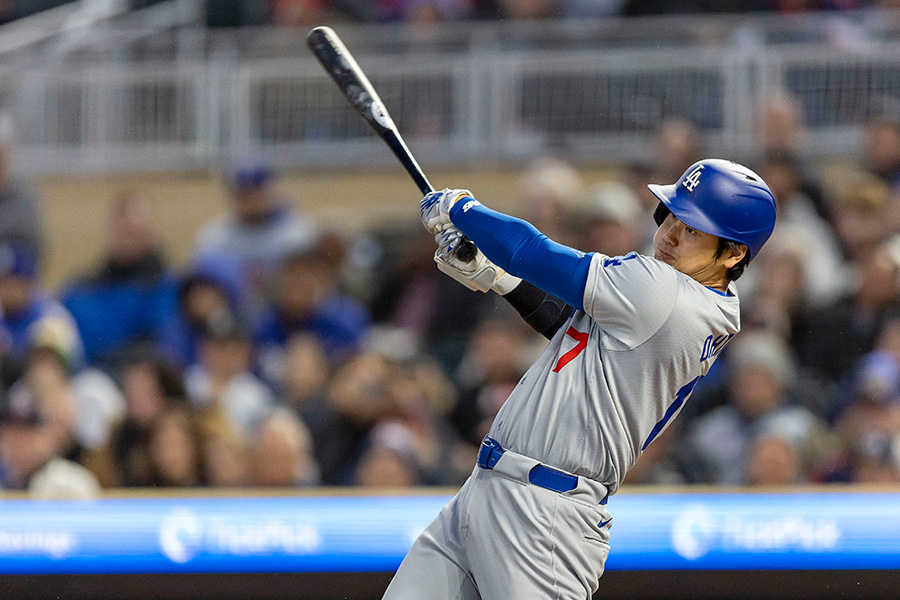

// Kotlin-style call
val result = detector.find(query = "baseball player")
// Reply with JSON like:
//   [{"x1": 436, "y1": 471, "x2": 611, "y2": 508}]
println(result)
[{"x1": 381, "y1": 159, "x2": 777, "y2": 600}]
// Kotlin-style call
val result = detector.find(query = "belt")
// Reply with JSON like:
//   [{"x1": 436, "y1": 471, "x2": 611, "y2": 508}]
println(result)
[{"x1": 477, "y1": 437, "x2": 607, "y2": 504}]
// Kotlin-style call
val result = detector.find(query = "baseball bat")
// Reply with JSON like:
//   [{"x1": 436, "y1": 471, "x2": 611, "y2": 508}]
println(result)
[{"x1": 306, "y1": 26, "x2": 477, "y2": 262}]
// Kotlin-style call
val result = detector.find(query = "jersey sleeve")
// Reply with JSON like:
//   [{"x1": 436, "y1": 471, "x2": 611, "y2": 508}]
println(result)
[
  {"x1": 450, "y1": 199, "x2": 592, "y2": 310},
  {"x1": 582, "y1": 252, "x2": 680, "y2": 348}
]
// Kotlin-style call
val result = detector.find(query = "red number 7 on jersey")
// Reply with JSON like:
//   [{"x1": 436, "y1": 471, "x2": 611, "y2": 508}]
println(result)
[{"x1": 552, "y1": 326, "x2": 589, "y2": 373}]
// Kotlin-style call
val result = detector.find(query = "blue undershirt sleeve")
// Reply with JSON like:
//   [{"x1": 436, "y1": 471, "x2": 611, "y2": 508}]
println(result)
[{"x1": 449, "y1": 199, "x2": 592, "y2": 312}]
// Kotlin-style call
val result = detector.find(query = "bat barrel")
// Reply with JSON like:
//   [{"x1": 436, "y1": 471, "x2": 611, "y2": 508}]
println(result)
[{"x1": 307, "y1": 26, "x2": 477, "y2": 263}]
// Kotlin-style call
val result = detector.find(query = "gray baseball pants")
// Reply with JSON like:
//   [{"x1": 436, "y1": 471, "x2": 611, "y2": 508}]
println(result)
[{"x1": 382, "y1": 447, "x2": 611, "y2": 600}]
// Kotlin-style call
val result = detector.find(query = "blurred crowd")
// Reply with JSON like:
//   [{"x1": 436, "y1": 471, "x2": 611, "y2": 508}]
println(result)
[
  {"x1": 206, "y1": 0, "x2": 900, "y2": 26},
  {"x1": 2, "y1": 89, "x2": 900, "y2": 497},
  {"x1": 5, "y1": 0, "x2": 900, "y2": 28}
]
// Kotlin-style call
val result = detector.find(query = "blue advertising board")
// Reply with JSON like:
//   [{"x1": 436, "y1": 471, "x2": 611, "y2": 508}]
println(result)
[{"x1": 0, "y1": 491, "x2": 895, "y2": 574}]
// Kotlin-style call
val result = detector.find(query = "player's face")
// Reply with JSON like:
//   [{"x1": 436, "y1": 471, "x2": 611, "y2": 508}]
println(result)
[{"x1": 653, "y1": 213, "x2": 745, "y2": 288}]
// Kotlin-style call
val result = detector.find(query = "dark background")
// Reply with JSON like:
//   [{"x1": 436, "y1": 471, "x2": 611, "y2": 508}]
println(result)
[{"x1": 2, "y1": 570, "x2": 899, "y2": 600}]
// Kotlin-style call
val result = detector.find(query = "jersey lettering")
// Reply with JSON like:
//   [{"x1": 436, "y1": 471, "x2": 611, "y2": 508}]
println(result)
[
  {"x1": 641, "y1": 375, "x2": 702, "y2": 451},
  {"x1": 552, "y1": 326, "x2": 589, "y2": 373},
  {"x1": 602, "y1": 254, "x2": 638, "y2": 268},
  {"x1": 683, "y1": 164, "x2": 705, "y2": 192},
  {"x1": 699, "y1": 333, "x2": 734, "y2": 362}
]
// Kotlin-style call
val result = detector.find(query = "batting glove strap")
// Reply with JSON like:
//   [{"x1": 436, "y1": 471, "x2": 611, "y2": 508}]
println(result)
[
  {"x1": 493, "y1": 269, "x2": 523, "y2": 296},
  {"x1": 434, "y1": 249, "x2": 522, "y2": 295}
]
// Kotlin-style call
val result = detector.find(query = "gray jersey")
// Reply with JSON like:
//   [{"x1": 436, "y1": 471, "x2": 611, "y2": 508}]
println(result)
[{"x1": 488, "y1": 251, "x2": 740, "y2": 494}]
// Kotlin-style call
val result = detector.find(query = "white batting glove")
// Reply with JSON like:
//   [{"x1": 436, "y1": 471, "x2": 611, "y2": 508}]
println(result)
[
  {"x1": 420, "y1": 188, "x2": 473, "y2": 234},
  {"x1": 434, "y1": 225, "x2": 521, "y2": 295}
]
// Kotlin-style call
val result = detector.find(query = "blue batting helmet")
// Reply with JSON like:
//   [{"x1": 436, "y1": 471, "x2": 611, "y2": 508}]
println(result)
[{"x1": 648, "y1": 159, "x2": 776, "y2": 260}]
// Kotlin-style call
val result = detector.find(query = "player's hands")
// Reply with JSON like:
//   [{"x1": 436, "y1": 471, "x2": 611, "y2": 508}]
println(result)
[
  {"x1": 420, "y1": 188, "x2": 473, "y2": 234},
  {"x1": 433, "y1": 224, "x2": 521, "y2": 295}
]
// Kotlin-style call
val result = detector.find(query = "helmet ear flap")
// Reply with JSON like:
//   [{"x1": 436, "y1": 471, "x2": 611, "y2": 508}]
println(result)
[{"x1": 653, "y1": 203, "x2": 671, "y2": 227}]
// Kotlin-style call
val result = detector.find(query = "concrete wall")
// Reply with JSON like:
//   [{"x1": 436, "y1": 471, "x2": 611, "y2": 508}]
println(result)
[{"x1": 34, "y1": 165, "x2": 619, "y2": 290}]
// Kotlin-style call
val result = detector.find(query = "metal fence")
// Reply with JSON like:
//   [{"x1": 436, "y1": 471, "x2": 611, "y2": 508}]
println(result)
[{"x1": 8, "y1": 15, "x2": 900, "y2": 174}]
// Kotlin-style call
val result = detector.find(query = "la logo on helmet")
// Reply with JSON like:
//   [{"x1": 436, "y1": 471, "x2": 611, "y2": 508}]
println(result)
[{"x1": 683, "y1": 165, "x2": 705, "y2": 192}]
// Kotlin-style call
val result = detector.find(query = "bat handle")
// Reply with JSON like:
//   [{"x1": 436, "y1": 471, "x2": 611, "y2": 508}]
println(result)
[
  {"x1": 455, "y1": 239, "x2": 478, "y2": 262},
  {"x1": 419, "y1": 181, "x2": 478, "y2": 263}
]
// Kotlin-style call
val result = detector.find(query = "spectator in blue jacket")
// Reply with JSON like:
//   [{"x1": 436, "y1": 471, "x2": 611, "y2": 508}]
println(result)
[
  {"x1": 0, "y1": 243, "x2": 84, "y2": 371},
  {"x1": 254, "y1": 242, "x2": 370, "y2": 389},
  {"x1": 158, "y1": 253, "x2": 247, "y2": 367},
  {"x1": 61, "y1": 192, "x2": 177, "y2": 367}
]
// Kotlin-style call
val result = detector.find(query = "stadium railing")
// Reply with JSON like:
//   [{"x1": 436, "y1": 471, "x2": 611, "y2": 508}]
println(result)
[{"x1": 4, "y1": 13, "x2": 900, "y2": 174}]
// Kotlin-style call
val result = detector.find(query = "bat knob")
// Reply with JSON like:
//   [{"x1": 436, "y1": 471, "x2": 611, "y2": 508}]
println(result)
[{"x1": 456, "y1": 239, "x2": 478, "y2": 263}]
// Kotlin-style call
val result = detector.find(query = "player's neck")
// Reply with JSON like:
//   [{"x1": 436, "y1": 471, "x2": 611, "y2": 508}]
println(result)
[
  {"x1": 690, "y1": 265, "x2": 731, "y2": 293},
  {"x1": 697, "y1": 274, "x2": 730, "y2": 293}
]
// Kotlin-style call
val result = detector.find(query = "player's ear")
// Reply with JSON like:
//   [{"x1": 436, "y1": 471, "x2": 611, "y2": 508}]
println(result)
[{"x1": 720, "y1": 242, "x2": 747, "y2": 268}]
